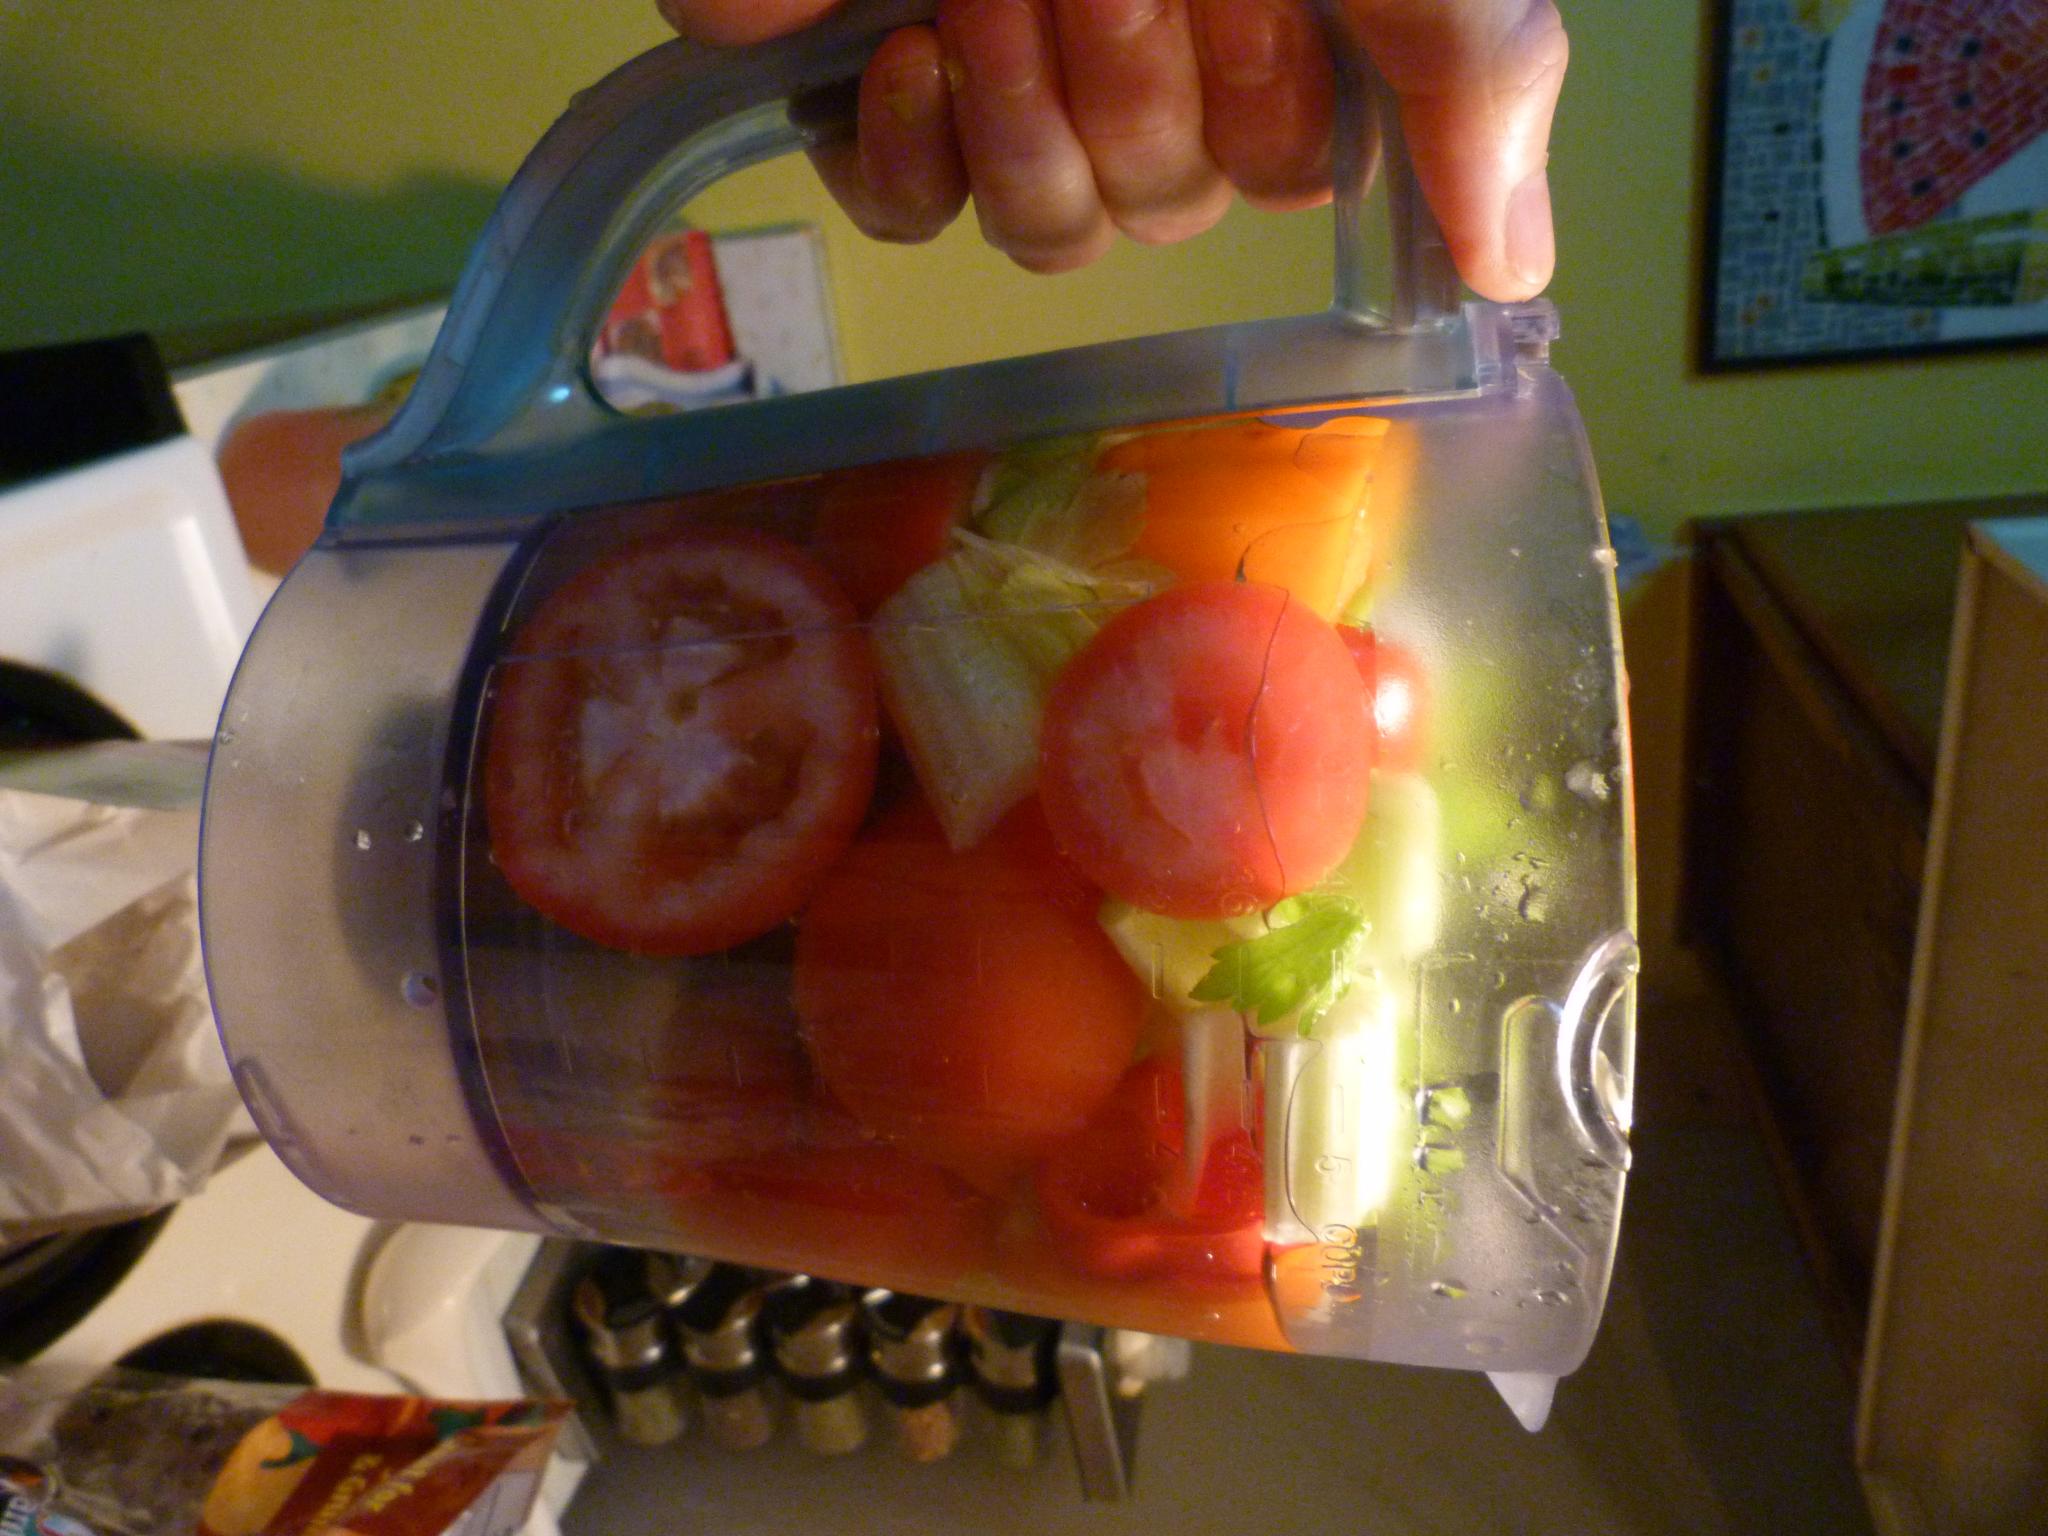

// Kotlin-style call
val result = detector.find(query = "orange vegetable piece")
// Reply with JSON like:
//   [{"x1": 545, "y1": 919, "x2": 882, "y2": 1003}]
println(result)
[{"x1": 1104, "y1": 416, "x2": 1390, "y2": 618}]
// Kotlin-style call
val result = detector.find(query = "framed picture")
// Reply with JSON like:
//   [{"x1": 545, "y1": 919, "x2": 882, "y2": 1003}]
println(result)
[{"x1": 1702, "y1": 0, "x2": 2048, "y2": 370}]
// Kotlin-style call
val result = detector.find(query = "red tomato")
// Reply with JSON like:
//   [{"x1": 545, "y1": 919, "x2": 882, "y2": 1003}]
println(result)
[
  {"x1": 483, "y1": 526, "x2": 878, "y2": 955},
  {"x1": 1038, "y1": 581, "x2": 1373, "y2": 921},
  {"x1": 1036, "y1": 1056, "x2": 1265, "y2": 1287},
  {"x1": 794, "y1": 799, "x2": 1146, "y2": 1188},
  {"x1": 668, "y1": 1126, "x2": 995, "y2": 1287},
  {"x1": 808, "y1": 453, "x2": 983, "y2": 615},
  {"x1": 648, "y1": 972, "x2": 813, "y2": 1165},
  {"x1": 1339, "y1": 626, "x2": 1431, "y2": 775}
]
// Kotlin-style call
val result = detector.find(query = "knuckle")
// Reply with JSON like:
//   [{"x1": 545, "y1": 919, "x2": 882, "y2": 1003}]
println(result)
[
  {"x1": 984, "y1": 210, "x2": 1113, "y2": 272},
  {"x1": 1108, "y1": 179, "x2": 1233, "y2": 245},
  {"x1": 1011, "y1": 245, "x2": 1096, "y2": 274},
  {"x1": 1494, "y1": 2, "x2": 1570, "y2": 105},
  {"x1": 858, "y1": 211, "x2": 951, "y2": 244}
]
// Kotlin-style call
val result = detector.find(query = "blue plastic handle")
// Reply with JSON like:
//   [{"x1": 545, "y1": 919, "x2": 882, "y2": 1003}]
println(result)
[{"x1": 341, "y1": 0, "x2": 1461, "y2": 525}]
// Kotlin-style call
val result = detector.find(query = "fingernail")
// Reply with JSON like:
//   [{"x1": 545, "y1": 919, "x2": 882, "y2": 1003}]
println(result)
[
  {"x1": 880, "y1": 58, "x2": 944, "y2": 126},
  {"x1": 1506, "y1": 166, "x2": 1554, "y2": 291},
  {"x1": 952, "y1": 0, "x2": 1043, "y2": 98},
  {"x1": 1201, "y1": 0, "x2": 1285, "y2": 90}
]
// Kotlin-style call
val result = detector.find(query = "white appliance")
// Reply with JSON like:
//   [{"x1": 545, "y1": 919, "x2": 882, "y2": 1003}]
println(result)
[{"x1": 1, "y1": 313, "x2": 581, "y2": 1530}]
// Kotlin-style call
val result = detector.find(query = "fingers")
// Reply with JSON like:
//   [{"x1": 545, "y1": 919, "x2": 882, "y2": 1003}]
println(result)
[
  {"x1": 660, "y1": 0, "x2": 1570, "y2": 300},
  {"x1": 806, "y1": 26, "x2": 970, "y2": 244},
  {"x1": 1347, "y1": 0, "x2": 1568, "y2": 300},
  {"x1": 1189, "y1": 0, "x2": 1334, "y2": 211},
  {"x1": 1044, "y1": 0, "x2": 1232, "y2": 244},
  {"x1": 656, "y1": 0, "x2": 844, "y2": 47},
  {"x1": 935, "y1": 0, "x2": 1114, "y2": 271}
]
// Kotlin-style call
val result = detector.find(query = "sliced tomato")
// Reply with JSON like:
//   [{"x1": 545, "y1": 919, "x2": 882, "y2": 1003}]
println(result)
[
  {"x1": 1036, "y1": 1056, "x2": 1266, "y2": 1288},
  {"x1": 1038, "y1": 580, "x2": 1373, "y2": 921},
  {"x1": 483, "y1": 526, "x2": 877, "y2": 955},
  {"x1": 1339, "y1": 625, "x2": 1431, "y2": 776},
  {"x1": 808, "y1": 452, "x2": 984, "y2": 616},
  {"x1": 793, "y1": 799, "x2": 1146, "y2": 1188}
]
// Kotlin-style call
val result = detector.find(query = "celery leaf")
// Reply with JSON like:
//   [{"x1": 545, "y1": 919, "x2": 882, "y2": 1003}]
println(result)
[{"x1": 1190, "y1": 894, "x2": 1368, "y2": 1034}]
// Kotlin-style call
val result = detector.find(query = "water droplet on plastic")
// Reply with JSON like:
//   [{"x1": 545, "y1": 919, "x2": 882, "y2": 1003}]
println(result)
[
  {"x1": 1508, "y1": 546, "x2": 1523, "y2": 559},
  {"x1": 1430, "y1": 1279, "x2": 1469, "y2": 1301},
  {"x1": 1415, "y1": 1143, "x2": 1466, "y2": 1175},
  {"x1": 403, "y1": 820, "x2": 425, "y2": 843},
  {"x1": 1448, "y1": 996, "x2": 1464, "y2": 1016},
  {"x1": 1592, "y1": 546, "x2": 1619, "y2": 570},
  {"x1": 1220, "y1": 889, "x2": 1258, "y2": 917},
  {"x1": 354, "y1": 829, "x2": 373, "y2": 852},
  {"x1": 401, "y1": 971, "x2": 440, "y2": 1008},
  {"x1": 1421, "y1": 1083, "x2": 1473, "y2": 1129},
  {"x1": 1534, "y1": 1288, "x2": 1571, "y2": 1307},
  {"x1": 1517, "y1": 878, "x2": 1547, "y2": 923},
  {"x1": 215, "y1": 728, "x2": 237, "y2": 746},
  {"x1": 1565, "y1": 760, "x2": 1613, "y2": 803}
]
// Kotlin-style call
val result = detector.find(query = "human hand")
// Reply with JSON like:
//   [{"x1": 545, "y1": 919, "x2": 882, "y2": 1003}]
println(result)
[{"x1": 657, "y1": 0, "x2": 1565, "y2": 301}]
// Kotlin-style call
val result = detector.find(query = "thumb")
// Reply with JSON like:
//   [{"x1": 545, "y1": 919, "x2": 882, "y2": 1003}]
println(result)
[{"x1": 1347, "y1": 0, "x2": 1568, "y2": 301}]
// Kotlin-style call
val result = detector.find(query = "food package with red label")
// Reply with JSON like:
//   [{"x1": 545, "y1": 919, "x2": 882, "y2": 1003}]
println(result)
[
  {"x1": 0, "y1": 1371, "x2": 568, "y2": 1536},
  {"x1": 588, "y1": 226, "x2": 751, "y2": 411}
]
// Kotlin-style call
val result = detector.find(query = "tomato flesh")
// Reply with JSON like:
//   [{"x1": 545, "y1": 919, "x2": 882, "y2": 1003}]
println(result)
[
  {"x1": 1039, "y1": 581, "x2": 1373, "y2": 921},
  {"x1": 808, "y1": 453, "x2": 983, "y2": 615},
  {"x1": 793, "y1": 799, "x2": 1147, "y2": 1187},
  {"x1": 1339, "y1": 625, "x2": 1431, "y2": 776},
  {"x1": 483, "y1": 526, "x2": 877, "y2": 955},
  {"x1": 1036, "y1": 1055, "x2": 1266, "y2": 1287}
]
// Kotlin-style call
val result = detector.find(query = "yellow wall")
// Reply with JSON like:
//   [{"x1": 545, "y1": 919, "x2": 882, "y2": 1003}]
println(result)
[{"x1": 4, "y1": 1, "x2": 2042, "y2": 538}]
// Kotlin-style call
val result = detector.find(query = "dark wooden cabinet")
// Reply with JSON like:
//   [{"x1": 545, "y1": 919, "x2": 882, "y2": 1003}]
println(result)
[{"x1": 1678, "y1": 496, "x2": 2046, "y2": 1336}]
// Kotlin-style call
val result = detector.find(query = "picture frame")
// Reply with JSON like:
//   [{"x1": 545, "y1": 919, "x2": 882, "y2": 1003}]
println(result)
[{"x1": 1700, "y1": 0, "x2": 2048, "y2": 371}]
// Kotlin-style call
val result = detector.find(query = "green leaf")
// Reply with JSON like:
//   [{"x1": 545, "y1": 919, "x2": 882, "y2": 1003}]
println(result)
[
  {"x1": 1190, "y1": 894, "x2": 1368, "y2": 1033},
  {"x1": 974, "y1": 436, "x2": 1147, "y2": 568},
  {"x1": 871, "y1": 533, "x2": 1161, "y2": 850}
]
